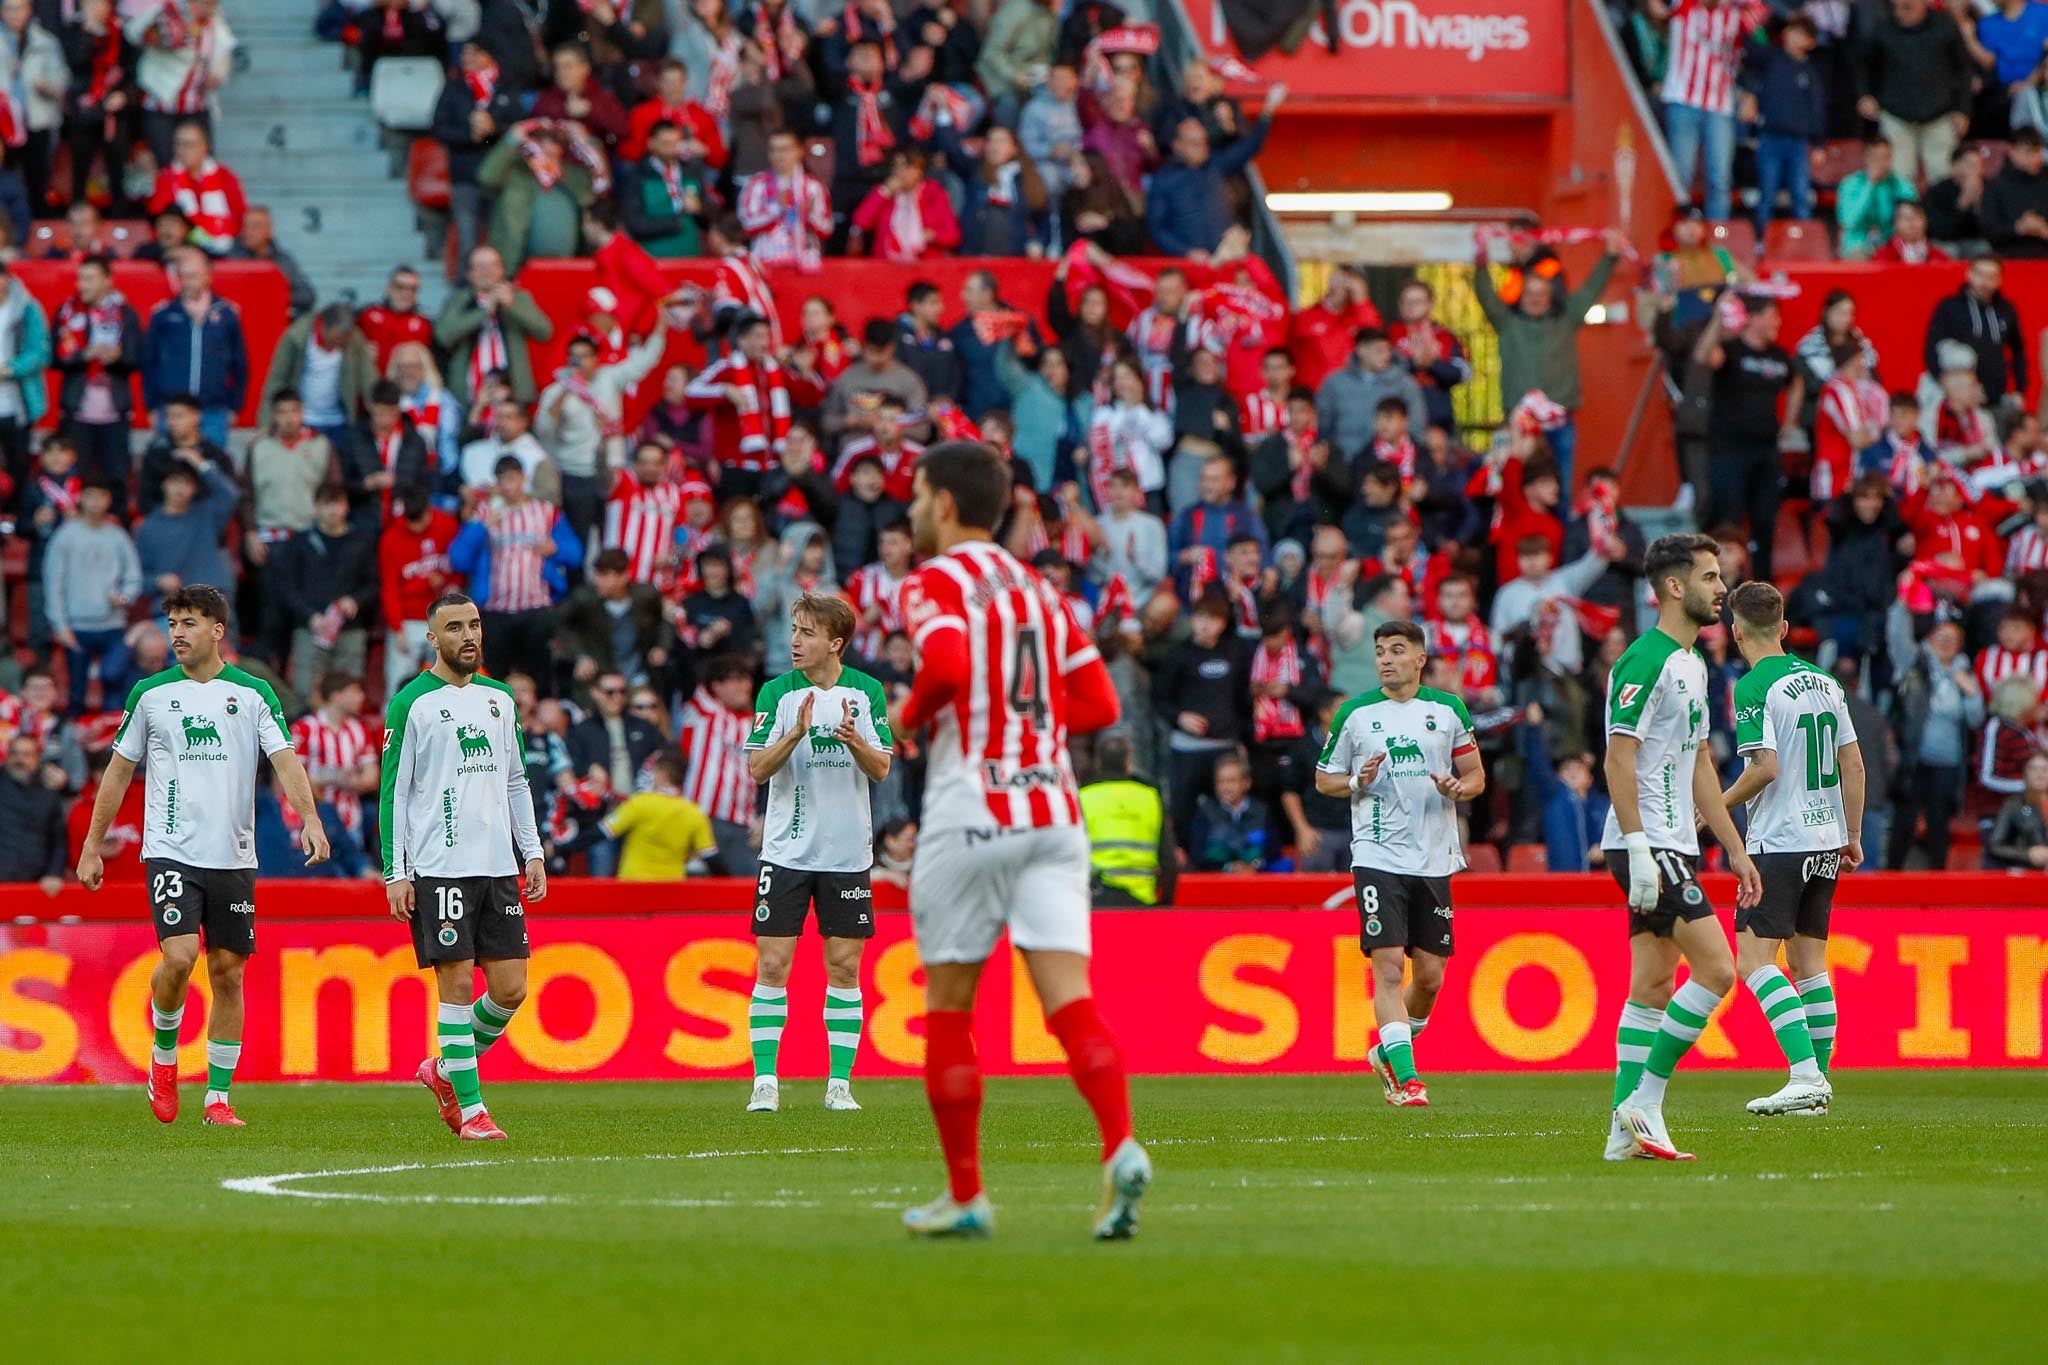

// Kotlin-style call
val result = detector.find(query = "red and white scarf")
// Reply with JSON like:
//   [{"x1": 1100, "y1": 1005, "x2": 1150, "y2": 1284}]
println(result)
[
  {"x1": 705, "y1": 30, "x2": 741, "y2": 125},
  {"x1": 696, "y1": 354, "x2": 791, "y2": 458},
  {"x1": 159, "y1": 157, "x2": 239, "y2": 241},
  {"x1": 1286, "y1": 425, "x2": 1320, "y2": 504},
  {"x1": 1097, "y1": 572, "x2": 1136, "y2": 629},
  {"x1": 35, "y1": 470, "x2": 82, "y2": 515},
  {"x1": 562, "y1": 368, "x2": 623, "y2": 439},
  {"x1": 519, "y1": 120, "x2": 610, "y2": 194},
  {"x1": 55, "y1": 288, "x2": 128, "y2": 383},
  {"x1": 849, "y1": 76, "x2": 895, "y2": 168},
  {"x1": 464, "y1": 57, "x2": 499, "y2": 105},
  {"x1": 468, "y1": 309, "x2": 509, "y2": 401},
  {"x1": 1250, "y1": 640, "x2": 1304, "y2": 743},
  {"x1": 1371, "y1": 434, "x2": 1417, "y2": 481},
  {"x1": 1573, "y1": 481, "x2": 1625, "y2": 559}
]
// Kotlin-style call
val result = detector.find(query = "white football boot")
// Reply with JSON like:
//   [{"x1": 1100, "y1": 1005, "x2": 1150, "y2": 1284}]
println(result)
[{"x1": 746, "y1": 1076, "x2": 780, "y2": 1112}]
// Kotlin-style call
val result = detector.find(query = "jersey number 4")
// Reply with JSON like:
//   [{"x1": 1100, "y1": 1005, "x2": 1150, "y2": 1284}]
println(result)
[
  {"x1": 1009, "y1": 626, "x2": 1050, "y2": 729},
  {"x1": 1794, "y1": 713, "x2": 1841, "y2": 789}
]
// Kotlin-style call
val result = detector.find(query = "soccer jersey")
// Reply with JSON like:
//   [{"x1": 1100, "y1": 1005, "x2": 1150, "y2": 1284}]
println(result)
[
  {"x1": 1601, "y1": 628, "x2": 1711, "y2": 854},
  {"x1": 113, "y1": 665, "x2": 294, "y2": 870},
  {"x1": 1735, "y1": 653, "x2": 1859, "y2": 854},
  {"x1": 746, "y1": 667, "x2": 893, "y2": 873},
  {"x1": 604, "y1": 790, "x2": 716, "y2": 880},
  {"x1": 380, "y1": 672, "x2": 544, "y2": 883},
  {"x1": 1316, "y1": 686, "x2": 1476, "y2": 877}
]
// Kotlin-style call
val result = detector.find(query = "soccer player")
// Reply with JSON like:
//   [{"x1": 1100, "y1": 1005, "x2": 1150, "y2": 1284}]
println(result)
[
  {"x1": 894, "y1": 442, "x2": 1150, "y2": 1241},
  {"x1": 382, "y1": 591, "x2": 547, "y2": 1142},
  {"x1": 1722, "y1": 581, "x2": 1863, "y2": 1116},
  {"x1": 742, "y1": 592, "x2": 894, "y2": 1114},
  {"x1": 1315, "y1": 619, "x2": 1485, "y2": 1108},
  {"x1": 1602, "y1": 533, "x2": 1762, "y2": 1162},
  {"x1": 77, "y1": 584, "x2": 330, "y2": 1127}
]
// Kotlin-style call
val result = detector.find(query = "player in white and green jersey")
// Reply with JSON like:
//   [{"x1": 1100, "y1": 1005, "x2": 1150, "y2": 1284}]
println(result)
[
  {"x1": 742, "y1": 592, "x2": 893, "y2": 1113},
  {"x1": 1601, "y1": 534, "x2": 1761, "y2": 1163},
  {"x1": 1315, "y1": 619, "x2": 1484, "y2": 1110},
  {"x1": 382, "y1": 592, "x2": 547, "y2": 1142},
  {"x1": 78, "y1": 584, "x2": 329, "y2": 1128},
  {"x1": 1722, "y1": 581, "x2": 1865, "y2": 1118}
]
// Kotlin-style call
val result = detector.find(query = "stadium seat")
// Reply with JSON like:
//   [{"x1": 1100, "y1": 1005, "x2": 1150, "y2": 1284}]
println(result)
[
  {"x1": 370, "y1": 56, "x2": 446, "y2": 133},
  {"x1": 408, "y1": 138, "x2": 451, "y2": 211},
  {"x1": 1707, "y1": 218, "x2": 1755, "y2": 263},
  {"x1": 1506, "y1": 844, "x2": 1548, "y2": 874},
  {"x1": 804, "y1": 138, "x2": 836, "y2": 187},
  {"x1": 1810, "y1": 140, "x2": 1865, "y2": 188},
  {"x1": 1946, "y1": 845, "x2": 1985, "y2": 871},
  {"x1": 1764, "y1": 219, "x2": 1833, "y2": 261},
  {"x1": 1772, "y1": 504, "x2": 1814, "y2": 582},
  {"x1": 26, "y1": 221, "x2": 69, "y2": 259},
  {"x1": 1465, "y1": 844, "x2": 1503, "y2": 874},
  {"x1": 103, "y1": 221, "x2": 148, "y2": 258}
]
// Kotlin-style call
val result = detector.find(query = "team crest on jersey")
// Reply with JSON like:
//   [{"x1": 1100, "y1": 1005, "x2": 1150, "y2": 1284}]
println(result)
[
  {"x1": 1617, "y1": 683, "x2": 1642, "y2": 709},
  {"x1": 1425, "y1": 715, "x2": 1437, "y2": 730},
  {"x1": 490, "y1": 700, "x2": 501, "y2": 718},
  {"x1": 225, "y1": 697, "x2": 239, "y2": 715}
]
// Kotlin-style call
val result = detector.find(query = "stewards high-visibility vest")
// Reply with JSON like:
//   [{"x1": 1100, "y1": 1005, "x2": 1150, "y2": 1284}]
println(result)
[{"x1": 1079, "y1": 779, "x2": 1164, "y2": 905}]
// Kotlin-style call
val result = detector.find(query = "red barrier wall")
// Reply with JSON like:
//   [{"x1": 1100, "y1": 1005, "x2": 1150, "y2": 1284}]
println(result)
[
  {"x1": 5, "y1": 878, "x2": 2043, "y2": 1083},
  {"x1": 12, "y1": 260, "x2": 292, "y2": 429}
]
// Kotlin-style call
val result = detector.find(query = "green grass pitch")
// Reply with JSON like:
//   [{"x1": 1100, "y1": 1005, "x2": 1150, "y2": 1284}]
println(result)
[{"x1": 3, "y1": 1072, "x2": 2045, "y2": 1362}]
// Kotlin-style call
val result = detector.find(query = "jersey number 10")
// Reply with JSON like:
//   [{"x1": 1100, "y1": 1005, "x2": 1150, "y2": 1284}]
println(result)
[{"x1": 1795, "y1": 712, "x2": 1840, "y2": 789}]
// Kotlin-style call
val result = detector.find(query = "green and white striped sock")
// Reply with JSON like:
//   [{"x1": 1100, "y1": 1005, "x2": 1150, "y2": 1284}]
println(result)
[
  {"x1": 1407, "y1": 1015, "x2": 1430, "y2": 1053},
  {"x1": 471, "y1": 995, "x2": 518, "y2": 1058},
  {"x1": 1612, "y1": 1001, "x2": 1662, "y2": 1108},
  {"x1": 150, "y1": 1003, "x2": 183, "y2": 1067},
  {"x1": 1633, "y1": 980, "x2": 1723, "y2": 1107},
  {"x1": 749, "y1": 985, "x2": 787, "y2": 1079},
  {"x1": 438, "y1": 1003, "x2": 483, "y2": 1119},
  {"x1": 1377, "y1": 1020, "x2": 1418, "y2": 1083},
  {"x1": 824, "y1": 987, "x2": 863, "y2": 1082},
  {"x1": 204, "y1": 1041, "x2": 240, "y2": 1107},
  {"x1": 1746, "y1": 965, "x2": 1821, "y2": 1079},
  {"x1": 1797, "y1": 971, "x2": 1837, "y2": 1073}
]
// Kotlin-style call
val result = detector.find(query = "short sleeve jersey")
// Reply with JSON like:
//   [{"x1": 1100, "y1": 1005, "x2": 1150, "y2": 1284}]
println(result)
[
  {"x1": 1601, "y1": 628, "x2": 1711, "y2": 854},
  {"x1": 113, "y1": 665, "x2": 294, "y2": 870},
  {"x1": 605, "y1": 791, "x2": 717, "y2": 880},
  {"x1": 1735, "y1": 653, "x2": 1859, "y2": 854},
  {"x1": 1316, "y1": 686, "x2": 1477, "y2": 876},
  {"x1": 380, "y1": 672, "x2": 543, "y2": 882},
  {"x1": 746, "y1": 666, "x2": 893, "y2": 873}
]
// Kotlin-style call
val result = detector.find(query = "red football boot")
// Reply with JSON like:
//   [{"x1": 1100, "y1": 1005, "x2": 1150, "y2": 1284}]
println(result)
[
  {"x1": 202, "y1": 1101, "x2": 245, "y2": 1127},
  {"x1": 1388, "y1": 1078, "x2": 1431, "y2": 1108},
  {"x1": 458, "y1": 1110, "x2": 508, "y2": 1141},
  {"x1": 417, "y1": 1058, "x2": 461, "y2": 1134},
  {"x1": 147, "y1": 1060, "x2": 179, "y2": 1123}
]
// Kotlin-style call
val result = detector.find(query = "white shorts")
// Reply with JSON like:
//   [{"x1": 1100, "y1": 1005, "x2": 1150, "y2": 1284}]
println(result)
[{"x1": 909, "y1": 824, "x2": 1093, "y2": 965}]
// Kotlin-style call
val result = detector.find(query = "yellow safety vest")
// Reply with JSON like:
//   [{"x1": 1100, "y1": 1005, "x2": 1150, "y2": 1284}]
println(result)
[{"x1": 1079, "y1": 779, "x2": 1163, "y2": 905}]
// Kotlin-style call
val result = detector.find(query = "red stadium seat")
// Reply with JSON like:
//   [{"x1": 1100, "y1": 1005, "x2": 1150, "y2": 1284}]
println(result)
[
  {"x1": 1809, "y1": 140, "x2": 1865, "y2": 188},
  {"x1": 1464, "y1": 844, "x2": 1503, "y2": 874},
  {"x1": 1506, "y1": 844, "x2": 1548, "y2": 874},
  {"x1": 26, "y1": 221, "x2": 69, "y2": 259},
  {"x1": 1764, "y1": 219, "x2": 1834, "y2": 261},
  {"x1": 409, "y1": 138, "x2": 451, "y2": 211},
  {"x1": 1707, "y1": 219, "x2": 1756, "y2": 263},
  {"x1": 103, "y1": 221, "x2": 149, "y2": 259},
  {"x1": 804, "y1": 138, "x2": 835, "y2": 187},
  {"x1": 1946, "y1": 845, "x2": 1985, "y2": 871}
]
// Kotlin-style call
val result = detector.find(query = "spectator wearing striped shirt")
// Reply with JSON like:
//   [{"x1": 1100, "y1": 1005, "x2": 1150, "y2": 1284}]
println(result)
[
  {"x1": 291, "y1": 670, "x2": 379, "y2": 847},
  {"x1": 1978, "y1": 607, "x2": 2048, "y2": 692},
  {"x1": 602, "y1": 440, "x2": 685, "y2": 585},
  {"x1": 448, "y1": 456, "x2": 584, "y2": 683},
  {"x1": 1661, "y1": 0, "x2": 1766, "y2": 221},
  {"x1": 679, "y1": 655, "x2": 761, "y2": 878}
]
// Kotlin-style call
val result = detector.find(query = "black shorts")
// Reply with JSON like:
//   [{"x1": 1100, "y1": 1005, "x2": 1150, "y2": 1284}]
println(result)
[
  {"x1": 146, "y1": 859, "x2": 257, "y2": 956},
  {"x1": 753, "y1": 863, "x2": 876, "y2": 939},
  {"x1": 1351, "y1": 867, "x2": 1455, "y2": 958},
  {"x1": 1738, "y1": 850, "x2": 1840, "y2": 941},
  {"x1": 409, "y1": 875, "x2": 529, "y2": 968},
  {"x1": 1607, "y1": 847, "x2": 1715, "y2": 938}
]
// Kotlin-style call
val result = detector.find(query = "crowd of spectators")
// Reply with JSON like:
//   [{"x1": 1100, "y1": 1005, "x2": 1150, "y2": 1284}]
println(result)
[{"x1": 4, "y1": 0, "x2": 2048, "y2": 894}]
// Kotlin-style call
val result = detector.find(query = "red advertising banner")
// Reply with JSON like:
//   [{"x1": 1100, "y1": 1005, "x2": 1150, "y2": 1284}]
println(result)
[
  {"x1": 1182, "y1": 0, "x2": 1571, "y2": 103},
  {"x1": 5, "y1": 907, "x2": 2044, "y2": 1083}
]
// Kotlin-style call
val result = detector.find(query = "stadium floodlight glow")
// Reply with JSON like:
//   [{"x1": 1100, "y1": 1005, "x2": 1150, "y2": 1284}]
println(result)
[{"x1": 1264, "y1": 191, "x2": 1455, "y2": 214}]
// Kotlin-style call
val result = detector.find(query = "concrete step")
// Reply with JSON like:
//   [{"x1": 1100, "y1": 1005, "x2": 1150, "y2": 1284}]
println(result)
[
  {"x1": 216, "y1": 118, "x2": 384, "y2": 158},
  {"x1": 223, "y1": 64, "x2": 356, "y2": 105}
]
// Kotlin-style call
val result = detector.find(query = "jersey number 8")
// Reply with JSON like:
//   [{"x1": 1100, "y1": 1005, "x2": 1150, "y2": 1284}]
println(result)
[
  {"x1": 436, "y1": 885, "x2": 465, "y2": 921},
  {"x1": 1359, "y1": 884, "x2": 1379, "y2": 914}
]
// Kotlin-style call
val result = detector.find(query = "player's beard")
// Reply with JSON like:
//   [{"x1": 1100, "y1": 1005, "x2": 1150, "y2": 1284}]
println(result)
[
  {"x1": 440, "y1": 642, "x2": 481, "y2": 677},
  {"x1": 1682, "y1": 582, "x2": 1721, "y2": 627}
]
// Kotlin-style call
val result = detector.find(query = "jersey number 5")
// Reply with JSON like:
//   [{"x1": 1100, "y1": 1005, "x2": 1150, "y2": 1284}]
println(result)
[{"x1": 1010, "y1": 626, "x2": 1049, "y2": 729}]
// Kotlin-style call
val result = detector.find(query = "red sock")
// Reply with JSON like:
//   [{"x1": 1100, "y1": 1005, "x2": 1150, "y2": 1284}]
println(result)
[
  {"x1": 922, "y1": 1009, "x2": 983, "y2": 1202},
  {"x1": 1046, "y1": 997, "x2": 1133, "y2": 1160}
]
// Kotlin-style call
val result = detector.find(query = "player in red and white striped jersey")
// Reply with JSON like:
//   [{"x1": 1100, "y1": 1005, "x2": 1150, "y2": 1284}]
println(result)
[
  {"x1": 894, "y1": 442, "x2": 1150, "y2": 1242},
  {"x1": 291, "y1": 672, "x2": 380, "y2": 837},
  {"x1": 844, "y1": 521, "x2": 914, "y2": 658},
  {"x1": 1660, "y1": 0, "x2": 1766, "y2": 218},
  {"x1": 1978, "y1": 608, "x2": 2048, "y2": 693},
  {"x1": 603, "y1": 441, "x2": 685, "y2": 583},
  {"x1": 679, "y1": 658, "x2": 760, "y2": 873}
]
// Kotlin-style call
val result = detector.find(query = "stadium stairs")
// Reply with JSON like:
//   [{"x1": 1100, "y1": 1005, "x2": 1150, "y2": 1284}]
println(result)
[{"x1": 216, "y1": 0, "x2": 444, "y2": 311}]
